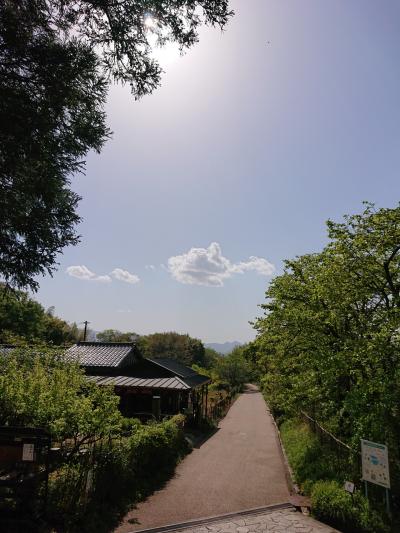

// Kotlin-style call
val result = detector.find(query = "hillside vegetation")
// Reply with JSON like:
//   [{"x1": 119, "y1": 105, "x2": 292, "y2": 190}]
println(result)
[{"x1": 248, "y1": 203, "x2": 400, "y2": 528}]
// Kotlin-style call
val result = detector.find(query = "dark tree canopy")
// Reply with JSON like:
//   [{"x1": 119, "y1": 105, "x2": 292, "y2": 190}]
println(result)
[
  {"x1": 141, "y1": 331, "x2": 206, "y2": 366},
  {"x1": 0, "y1": 284, "x2": 81, "y2": 345},
  {"x1": 0, "y1": 0, "x2": 233, "y2": 290},
  {"x1": 96, "y1": 329, "x2": 139, "y2": 343}
]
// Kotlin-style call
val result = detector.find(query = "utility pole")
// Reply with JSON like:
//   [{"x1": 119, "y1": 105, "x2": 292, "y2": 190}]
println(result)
[{"x1": 82, "y1": 320, "x2": 90, "y2": 341}]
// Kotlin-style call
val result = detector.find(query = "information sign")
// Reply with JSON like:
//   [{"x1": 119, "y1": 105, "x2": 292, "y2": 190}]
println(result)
[
  {"x1": 344, "y1": 481, "x2": 355, "y2": 494},
  {"x1": 361, "y1": 439, "x2": 390, "y2": 489},
  {"x1": 22, "y1": 443, "x2": 35, "y2": 462}
]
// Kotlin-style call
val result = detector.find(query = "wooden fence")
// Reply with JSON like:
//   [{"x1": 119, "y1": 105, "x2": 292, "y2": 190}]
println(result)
[{"x1": 207, "y1": 393, "x2": 233, "y2": 422}]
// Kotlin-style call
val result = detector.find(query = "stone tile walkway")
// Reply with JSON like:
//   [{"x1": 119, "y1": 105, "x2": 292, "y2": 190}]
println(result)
[{"x1": 173, "y1": 507, "x2": 340, "y2": 533}]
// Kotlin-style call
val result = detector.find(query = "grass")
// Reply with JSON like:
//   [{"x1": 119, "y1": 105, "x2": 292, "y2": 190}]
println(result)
[{"x1": 279, "y1": 418, "x2": 390, "y2": 533}]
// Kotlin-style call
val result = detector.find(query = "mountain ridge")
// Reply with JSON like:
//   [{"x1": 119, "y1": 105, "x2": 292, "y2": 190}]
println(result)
[{"x1": 205, "y1": 341, "x2": 242, "y2": 355}]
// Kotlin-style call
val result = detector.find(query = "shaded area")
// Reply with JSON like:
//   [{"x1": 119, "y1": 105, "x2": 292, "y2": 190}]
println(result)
[{"x1": 115, "y1": 384, "x2": 290, "y2": 532}]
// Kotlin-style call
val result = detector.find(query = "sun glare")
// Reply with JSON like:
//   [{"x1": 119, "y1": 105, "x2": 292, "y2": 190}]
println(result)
[
  {"x1": 144, "y1": 16, "x2": 180, "y2": 67},
  {"x1": 144, "y1": 15, "x2": 156, "y2": 29}
]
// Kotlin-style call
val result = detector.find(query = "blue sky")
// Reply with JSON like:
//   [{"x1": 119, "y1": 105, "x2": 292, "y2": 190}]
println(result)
[{"x1": 36, "y1": 0, "x2": 400, "y2": 343}]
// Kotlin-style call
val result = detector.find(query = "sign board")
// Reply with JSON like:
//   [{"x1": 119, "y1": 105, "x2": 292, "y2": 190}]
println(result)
[
  {"x1": 361, "y1": 439, "x2": 390, "y2": 489},
  {"x1": 344, "y1": 481, "x2": 355, "y2": 494},
  {"x1": 22, "y1": 443, "x2": 35, "y2": 462}
]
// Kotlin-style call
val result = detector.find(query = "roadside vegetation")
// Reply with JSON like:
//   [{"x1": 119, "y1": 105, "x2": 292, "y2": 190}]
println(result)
[
  {"x1": 0, "y1": 340, "x2": 249, "y2": 530},
  {"x1": 246, "y1": 203, "x2": 400, "y2": 532},
  {"x1": 0, "y1": 348, "x2": 188, "y2": 531},
  {"x1": 193, "y1": 344, "x2": 256, "y2": 396},
  {"x1": 280, "y1": 419, "x2": 389, "y2": 533}
]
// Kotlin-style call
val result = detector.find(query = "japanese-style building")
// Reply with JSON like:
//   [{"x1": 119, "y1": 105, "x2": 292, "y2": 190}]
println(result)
[{"x1": 65, "y1": 342, "x2": 210, "y2": 422}]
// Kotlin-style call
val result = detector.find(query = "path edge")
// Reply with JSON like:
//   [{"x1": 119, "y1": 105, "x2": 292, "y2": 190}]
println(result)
[{"x1": 129, "y1": 502, "x2": 294, "y2": 533}]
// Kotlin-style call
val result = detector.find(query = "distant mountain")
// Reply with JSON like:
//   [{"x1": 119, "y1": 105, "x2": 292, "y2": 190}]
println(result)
[{"x1": 205, "y1": 341, "x2": 242, "y2": 355}]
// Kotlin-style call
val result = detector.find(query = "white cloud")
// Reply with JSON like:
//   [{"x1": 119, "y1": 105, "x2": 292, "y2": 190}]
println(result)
[
  {"x1": 167, "y1": 242, "x2": 275, "y2": 287},
  {"x1": 66, "y1": 265, "x2": 111, "y2": 283},
  {"x1": 231, "y1": 256, "x2": 275, "y2": 276},
  {"x1": 95, "y1": 275, "x2": 113, "y2": 283},
  {"x1": 145, "y1": 264, "x2": 156, "y2": 271},
  {"x1": 111, "y1": 268, "x2": 140, "y2": 285}
]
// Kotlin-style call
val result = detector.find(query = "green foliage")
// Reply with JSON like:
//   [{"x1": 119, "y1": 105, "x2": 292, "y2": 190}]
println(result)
[
  {"x1": 96, "y1": 329, "x2": 139, "y2": 343},
  {"x1": 253, "y1": 203, "x2": 400, "y2": 496},
  {"x1": 0, "y1": 285, "x2": 81, "y2": 344},
  {"x1": 0, "y1": 0, "x2": 233, "y2": 291},
  {"x1": 0, "y1": 1, "x2": 109, "y2": 291},
  {"x1": 311, "y1": 481, "x2": 389, "y2": 533},
  {"x1": 48, "y1": 415, "x2": 188, "y2": 532},
  {"x1": 141, "y1": 331, "x2": 206, "y2": 366},
  {"x1": 192, "y1": 346, "x2": 250, "y2": 393},
  {"x1": 0, "y1": 347, "x2": 189, "y2": 530},
  {"x1": 215, "y1": 347, "x2": 250, "y2": 391},
  {"x1": 280, "y1": 419, "x2": 340, "y2": 493},
  {"x1": 281, "y1": 419, "x2": 389, "y2": 533},
  {"x1": 0, "y1": 348, "x2": 123, "y2": 447},
  {"x1": 204, "y1": 347, "x2": 221, "y2": 369}
]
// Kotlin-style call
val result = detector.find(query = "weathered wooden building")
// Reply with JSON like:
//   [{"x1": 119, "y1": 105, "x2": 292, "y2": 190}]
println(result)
[{"x1": 66, "y1": 342, "x2": 210, "y2": 422}]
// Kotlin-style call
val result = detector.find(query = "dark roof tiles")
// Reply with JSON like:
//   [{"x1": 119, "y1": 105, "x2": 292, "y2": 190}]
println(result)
[
  {"x1": 87, "y1": 375, "x2": 189, "y2": 390},
  {"x1": 149, "y1": 357, "x2": 199, "y2": 378},
  {"x1": 65, "y1": 342, "x2": 136, "y2": 368}
]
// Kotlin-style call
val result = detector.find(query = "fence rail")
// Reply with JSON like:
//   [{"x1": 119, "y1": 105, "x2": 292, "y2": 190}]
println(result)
[
  {"x1": 301, "y1": 410, "x2": 363, "y2": 486},
  {"x1": 301, "y1": 411, "x2": 359, "y2": 454},
  {"x1": 207, "y1": 393, "x2": 233, "y2": 422}
]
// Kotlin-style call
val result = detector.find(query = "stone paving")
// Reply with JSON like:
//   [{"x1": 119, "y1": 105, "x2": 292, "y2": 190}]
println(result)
[{"x1": 173, "y1": 507, "x2": 340, "y2": 533}]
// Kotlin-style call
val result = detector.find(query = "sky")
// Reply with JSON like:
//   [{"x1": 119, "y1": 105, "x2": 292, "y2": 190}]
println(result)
[{"x1": 36, "y1": 0, "x2": 400, "y2": 343}]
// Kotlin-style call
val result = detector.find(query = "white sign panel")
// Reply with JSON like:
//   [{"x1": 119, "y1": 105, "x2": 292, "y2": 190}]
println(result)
[
  {"x1": 361, "y1": 439, "x2": 390, "y2": 489},
  {"x1": 344, "y1": 481, "x2": 355, "y2": 494},
  {"x1": 22, "y1": 443, "x2": 35, "y2": 462}
]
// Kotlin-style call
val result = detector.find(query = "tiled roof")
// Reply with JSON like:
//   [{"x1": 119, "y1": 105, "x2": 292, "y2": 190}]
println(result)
[
  {"x1": 65, "y1": 342, "x2": 136, "y2": 368},
  {"x1": 148, "y1": 358, "x2": 211, "y2": 387},
  {"x1": 87, "y1": 375, "x2": 189, "y2": 390},
  {"x1": 150, "y1": 358, "x2": 201, "y2": 378},
  {"x1": 181, "y1": 374, "x2": 211, "y2": 388}
]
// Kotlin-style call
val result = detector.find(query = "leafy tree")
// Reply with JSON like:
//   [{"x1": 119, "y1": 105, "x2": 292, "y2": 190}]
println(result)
[
  {"x1": 96, "y1": 329, "x2": 139, "y2": 343},
  {"x1": 204, "y1": 347, "x2": 221, "y2": 369},
  {"x1": 215, "y1": 347, "x2": 249, "y2": 390},
  {"x1": 0, "y1": 348, "x2": 123, "y2": 452},
  {"x1": 253, "y1": 203, "x2": 400, "y2": 493},
  {"x1": 0, "y1": 285, "x2": 80, "y2": 344},
  {"x1": 141, "y1": 331, "x2": 206, "y2": 366},
  {"x1": 0, "y1": 1, "x2": 109, "y2": 291},
  {"x1": 0, "y1": 1, "x2": 233, "y2": 291}
]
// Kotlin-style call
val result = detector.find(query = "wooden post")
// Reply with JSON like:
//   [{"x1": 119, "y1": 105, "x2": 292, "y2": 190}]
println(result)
[{"x1": 152, "y1": 395, "x2": 161, "y2": 420}]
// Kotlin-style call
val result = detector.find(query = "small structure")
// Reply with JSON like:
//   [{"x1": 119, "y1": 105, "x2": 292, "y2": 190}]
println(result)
[
  {"x1": 0, "y1": 426, "x2": 51, "y2": 520},
  {"x1": 66, "y1": 342, "x2": 210, "y2": 422}
]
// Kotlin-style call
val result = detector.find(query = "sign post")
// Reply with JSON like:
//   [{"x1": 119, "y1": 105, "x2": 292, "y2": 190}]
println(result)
[{"x1": 361, "y1": 439, "x2": 391, "y2": 515}]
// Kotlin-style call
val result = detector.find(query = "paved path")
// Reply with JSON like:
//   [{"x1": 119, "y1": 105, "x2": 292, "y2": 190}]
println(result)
[
  {"x1": 115, "y1": 385, "x2": 290, "y2": 532},
  {"x1": 165, "y1": 506, "x2": 340, "y2": 533}
]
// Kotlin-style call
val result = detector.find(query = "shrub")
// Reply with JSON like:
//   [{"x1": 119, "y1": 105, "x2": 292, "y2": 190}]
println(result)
[
  {"x1": 311, "y1": 480, "x2": 389, "y2": 533},
  {"x1": 47, "y1": 415, "x2": 189, "y2": 532}
]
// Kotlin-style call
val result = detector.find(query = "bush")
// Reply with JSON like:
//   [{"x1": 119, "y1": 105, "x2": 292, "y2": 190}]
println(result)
[
  {"x1": 311, "y1": 480, "x2": 389, "y2": 533},
  {"x1": 280, "y1": 419, "x2": 390, "y2": 533},
  {"x1": 47, "y1": 415, "x2": 189, "y2": 532}
]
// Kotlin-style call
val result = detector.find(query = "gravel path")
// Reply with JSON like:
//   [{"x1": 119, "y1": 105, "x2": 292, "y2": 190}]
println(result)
[{"x1": 115, "y1": 385, "x2": 290, "y2": 532}]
